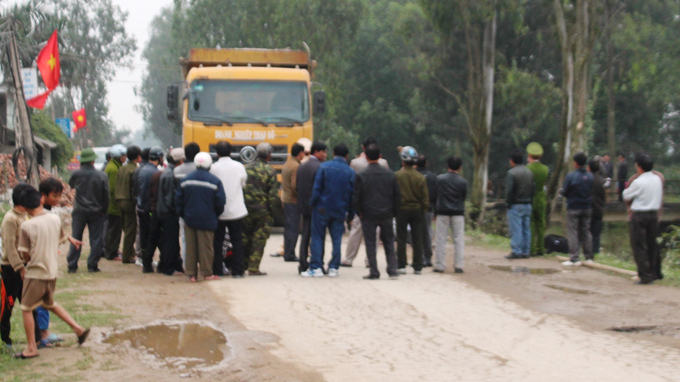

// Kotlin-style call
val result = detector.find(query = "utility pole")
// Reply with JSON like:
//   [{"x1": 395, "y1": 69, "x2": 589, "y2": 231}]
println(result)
[{"x1": 7, "y1": 17, "x2": 41, "y2": 187}]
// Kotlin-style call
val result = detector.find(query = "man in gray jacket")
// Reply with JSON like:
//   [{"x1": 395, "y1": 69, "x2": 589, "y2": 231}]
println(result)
[
  {"x1": 353, "y1": 144, "x2": 401, "y2": 279},
  {"x1": 67, "y1": 148, "x2": 110, "y2": 273},
  {"x1": 505, "y1": 149, "x2": 535, "y2": 259}
]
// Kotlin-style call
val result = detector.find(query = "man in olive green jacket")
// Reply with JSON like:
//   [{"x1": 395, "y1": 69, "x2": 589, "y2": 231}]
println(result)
[
  {"x1": 104, "y1": 144, "x2": 127, "y2": 260},
  {"x1": 115, "y1": 145, "x2": 141, "y2": 263},
  {"x1": 395, "y1": 146, "x2": 429, "y2": 274},
  {"x1": 525, "y1": 143, "x2": 550, "y2": 257}
]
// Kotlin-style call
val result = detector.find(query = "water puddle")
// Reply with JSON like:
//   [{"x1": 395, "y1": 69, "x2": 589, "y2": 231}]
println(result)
[
  {"x1": 489, "y1": 265, "x2": 561, "y2": 275},
  {"x1": 609, "y1": 325, "x2": 680, "y2": 338},
  {"x1": 104, "y1": 322, "x2": 229, "y2": 370},
  {"x1": 544, "y1": 284, "x2": 594, "y2": 294}
]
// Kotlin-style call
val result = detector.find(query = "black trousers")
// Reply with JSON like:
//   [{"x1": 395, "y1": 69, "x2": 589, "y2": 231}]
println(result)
[
  {"x1": 298, "y1": 215, "x2": 312, "y2": 272},
  {"x1": 362, "y1": 218, "x2": 398, "y2": 278},
  {"x1": 630, "y1": 211, "x2": 662, "y2": 283},
  {"x1": 590, "y1": 216, "x2": 604, "y2": 255},
  {"x1": 213, "y1": 219, "x2": 245, "y2": 276},
  {"x1": 1, "y1": 265, "x2": 40, "y2": 345},
  {"x1": 67, "y1": 211, "x2": 106, "y2": 271},
  {"x1": 397, "y1": 208, "x2": 425, "y2": 271},
  {"x1": 105, "y1": 214, "x2": 123, "y2": 259},
  {"x1": 137, "y1": 209, "x2": 151, "y2": 266},
  {"x1": 283, "y1": 203, "x2": 300, "y2": 260},
  {"x1": 144, "y1": 211, "x2": 162, "y2": 270},
  {"x1": 157, "y1": 215, "x2": 183, "y2": 275}
]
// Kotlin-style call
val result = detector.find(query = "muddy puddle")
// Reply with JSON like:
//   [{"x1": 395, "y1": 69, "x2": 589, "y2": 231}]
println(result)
[
  {"x1": 489, "y1": 265, "x2": 561, "y2": 275},
  {"x1": 104, "y1": 322, "x2": 229, "y2": 370},
  {"x1": 609, "y1": 325, "x2": 680, "y2": 338},
  {"x1": 544, "y1": 284, "x2": 595, "y2": 294}
]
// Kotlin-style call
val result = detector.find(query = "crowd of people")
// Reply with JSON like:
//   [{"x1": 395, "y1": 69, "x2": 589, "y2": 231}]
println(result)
[
  {"x1": 0, "y1": 135, "x2": 664, "y2": 358},
  {"x1": 504, "y1": 143, "x2": 663, "y2": 285},
  {"x1": 53, "y1": 137, "x2": 470, "y2": 283}
]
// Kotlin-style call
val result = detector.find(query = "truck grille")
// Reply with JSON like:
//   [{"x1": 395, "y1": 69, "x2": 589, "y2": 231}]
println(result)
[{"x1": 209, "y1": 144, "x2": 288, "y2": 165}]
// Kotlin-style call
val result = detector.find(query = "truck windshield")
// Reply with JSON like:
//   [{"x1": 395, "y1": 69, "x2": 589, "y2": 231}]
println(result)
[{"x1": 187, "y1": 80, "x2": 310, "y2": 124}]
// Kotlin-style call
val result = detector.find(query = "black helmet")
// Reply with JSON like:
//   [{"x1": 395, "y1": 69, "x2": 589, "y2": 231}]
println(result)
[{"x1": 149, "y1": 146, "x2": 164, "y2": 161}]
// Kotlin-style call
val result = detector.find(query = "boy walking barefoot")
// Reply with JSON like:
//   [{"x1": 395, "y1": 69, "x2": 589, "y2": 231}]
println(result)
[{"x1": 13, "y1": 187, "x2": 90, "y2": 359}]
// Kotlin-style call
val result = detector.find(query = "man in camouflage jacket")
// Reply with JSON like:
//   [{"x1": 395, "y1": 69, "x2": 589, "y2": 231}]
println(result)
[{"x1": 243, "y1": 143, "x2": 279, "y2": 275}]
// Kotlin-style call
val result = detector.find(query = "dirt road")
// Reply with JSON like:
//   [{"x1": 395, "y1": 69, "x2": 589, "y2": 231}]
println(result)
[{"x1": 6, "y1": 232, "x2": 680, "y2": 381}]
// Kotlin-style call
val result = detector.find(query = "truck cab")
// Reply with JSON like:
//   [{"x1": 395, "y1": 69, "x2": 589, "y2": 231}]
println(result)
[{"x1": 167, "y1": 48, "x2": 325, "y2": 170}]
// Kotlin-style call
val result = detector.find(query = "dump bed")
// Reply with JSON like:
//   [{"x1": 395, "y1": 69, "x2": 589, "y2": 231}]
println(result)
[{"x1": 180, "y1": 48, "x2": 311, "y2": 77}]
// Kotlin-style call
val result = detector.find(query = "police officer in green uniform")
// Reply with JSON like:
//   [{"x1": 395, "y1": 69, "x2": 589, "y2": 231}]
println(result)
[
  {"x1": 526, "y1": 142, "x2": 550, "y2": 257},
  {"x1": 243, "y1": 143, "x2": 279, "y2": 276}
]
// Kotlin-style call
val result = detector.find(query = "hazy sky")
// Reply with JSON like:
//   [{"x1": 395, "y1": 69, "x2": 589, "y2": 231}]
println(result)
[{"x1": 108, "y1": 0, "x2": 173, "y2": 134}]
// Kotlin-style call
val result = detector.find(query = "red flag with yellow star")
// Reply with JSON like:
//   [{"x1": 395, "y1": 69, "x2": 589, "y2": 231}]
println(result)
[
  {"x1": 26, "y1": 91, "x2": 51, "y2": 110},
  {"x1": 36, "y1": 30, "x2": 60, "y2": 91},
  {"x1": 72, "y1": 108, "x2": 86, "y2": 130}
]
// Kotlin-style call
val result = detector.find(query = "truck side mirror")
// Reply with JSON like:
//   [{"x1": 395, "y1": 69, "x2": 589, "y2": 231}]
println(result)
[
  {"x1": 313, "y1": 90, "x2": 326, "y2": 115},
  {"x1": 167, "y1": 84, "x2": 180, "y2": 122}
]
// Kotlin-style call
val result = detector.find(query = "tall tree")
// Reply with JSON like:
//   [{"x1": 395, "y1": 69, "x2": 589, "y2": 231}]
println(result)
[
  {"x1": 546, "y1": 0, "x2": 603, "y2": 204},
  {"x1": 419, "y1": 0, "x2": 504, "y2": 221}
]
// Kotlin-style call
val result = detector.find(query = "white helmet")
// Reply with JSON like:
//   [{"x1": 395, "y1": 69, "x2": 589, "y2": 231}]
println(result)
[
  {"x1": 194, "y1": 152, "x2": 213, "y2": 169},
  {"x1": 400, "y1": 146, "x2": 418, "y2": 163},
  {"x1": 109, "y1": 144, "x2": 127, "y2": 158}
]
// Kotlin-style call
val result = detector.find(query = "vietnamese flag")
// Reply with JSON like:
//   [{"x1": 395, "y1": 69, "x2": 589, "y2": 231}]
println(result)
[
  {"x1": 26, "y1": 91, "x2": 50, "y2": 110},
  {"x1": 36, "y1": 30, "x2": 60, "y2": 91},
  {"x1": 72, "y1": 108, "x2": 86, "y2": 130}
]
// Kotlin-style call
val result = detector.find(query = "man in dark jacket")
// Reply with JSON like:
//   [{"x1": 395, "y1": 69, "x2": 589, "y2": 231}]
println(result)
[
  {"x1": 561, "y1": 152, "x2": 594, "y2": 266},
  {"x1": 433, "y1": 156, "x2": 468, "y2": 273},
  {"x1": 505, "y1": 149, "x2": 535, "y2": 259},
  {"x1": 137, "y1": 147, "x2": 163, "y2": 273},
  {"x1": 67, "y1": 148, "x2": 109, "y2": 273},
  {"x1": 115, "y1": 145, "x2": 141, "y2": 264},
  {"x1": 395, "y1": 146, "x2": 429, "y2": 274},
  {"x1": 157, "y1": 148, "x2": 185, "y2": 275},
  {"x1": 617, "y1": 153, "x2": 628, "y2": 202},
  {"x1": 354, "y1": 144, "x2": 400, "y2": 279},
  {"x1": 417, "y1": 155, "x2": 437, "y2": 267},
  {"x1": 176, "y1": 152, "x2": 226, "y2": 282},
  {"x1": 156, "y1": 148, "x2": 184, "y2": 276},
  {"x1": 588, "y1": 160, "x2": 606, "y2": 256},
  {"x1": 132, "y1": 148, "x2": 150, "y2": 261},
  {"x1": 145, "y1": 154, "x2": 165, "y2": 274},
  {"x1": 301, "y1": 144, "x2": 356, "y2": 278},
  {"x1": 295, "y1": 141, "x2": 327, "y2": 273}
]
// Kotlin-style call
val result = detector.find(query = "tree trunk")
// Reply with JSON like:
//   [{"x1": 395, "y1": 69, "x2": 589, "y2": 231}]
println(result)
[
  {"x1": 471, "y1": 11, "x2": 497, "y2": 226},
  {"x1": 605, "y1": 2, "x2": 617, "y2": 185}
]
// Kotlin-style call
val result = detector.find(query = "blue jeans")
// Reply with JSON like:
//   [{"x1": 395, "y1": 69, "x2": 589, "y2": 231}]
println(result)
[
  {"x1": 35, "y1": 307, "x2": 50, "y2": 331},
  {"x1": 507, "y1": 204, "x2": 532, "y2": 255},
  {"x1": 310, "y1": 210, "x2": 345, "y2": 270}
]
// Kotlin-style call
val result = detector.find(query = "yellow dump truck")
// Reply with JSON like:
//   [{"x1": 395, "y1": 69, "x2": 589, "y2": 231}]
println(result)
[{"x1": 167, "y1": 47, "x2": 325, "y2": 169}]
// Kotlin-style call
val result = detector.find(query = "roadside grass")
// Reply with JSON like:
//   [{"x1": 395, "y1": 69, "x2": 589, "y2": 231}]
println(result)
[{"x1": 0, "y1": 251, "x2": 124, "y2": 380}]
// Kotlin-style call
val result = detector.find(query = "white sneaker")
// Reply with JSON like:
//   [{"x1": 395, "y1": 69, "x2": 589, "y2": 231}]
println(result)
[
  {"x1": 301, "y1": 268, "x2": 325, "y2": 277},
  {"x1": 584, "y1": 259, "x2": 594, "y2": 265},
  {"x1": 328, "y1": 268, "x2": 339, "y2": 277},
  {"x1": 397, "y1": 268, "x2": 406, "y2": 275},
  {"x1": 561, "y1": 261, "x2": 582, "y2": 266},
  {"x1": 135, "y1": 257, "x2": 143, "y2": 266}
]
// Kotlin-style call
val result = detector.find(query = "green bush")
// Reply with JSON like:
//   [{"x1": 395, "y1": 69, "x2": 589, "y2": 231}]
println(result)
[{"x1": 30, "y1": 112, "x2": 74, "y2": 170}]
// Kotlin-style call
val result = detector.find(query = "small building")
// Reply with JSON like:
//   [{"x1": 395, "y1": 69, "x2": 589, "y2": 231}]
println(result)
[{"x1": 0, "y1": 89, "x2": 59, "y2": 171}]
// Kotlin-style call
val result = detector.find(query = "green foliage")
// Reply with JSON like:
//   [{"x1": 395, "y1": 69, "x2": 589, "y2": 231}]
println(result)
[{"x1": 31, "y1": 111, "x2": 74, "y2": 169}]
